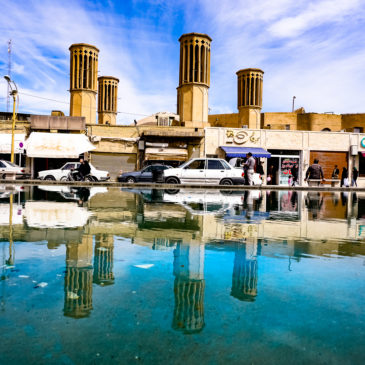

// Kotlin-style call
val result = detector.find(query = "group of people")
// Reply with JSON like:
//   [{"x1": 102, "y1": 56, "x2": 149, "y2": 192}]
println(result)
[
  {"x1": 305, "y1": 160, "x2": 358, "y2": 187},
  {"x1": 241, "y1": 153, "x2": 359, "y2": 187}
]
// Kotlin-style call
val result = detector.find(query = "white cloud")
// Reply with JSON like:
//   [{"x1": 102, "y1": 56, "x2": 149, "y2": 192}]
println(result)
[
  {"x1": 0, "y1": 0, "x2": 364, "y2": 121},
  {"x1": 268, "y1": 0, "x2": 362, "y2": 38}
]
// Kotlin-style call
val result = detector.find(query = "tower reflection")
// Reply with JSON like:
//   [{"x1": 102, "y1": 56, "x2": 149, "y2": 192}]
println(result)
[
  {"x1": 231, "y1": 239, "x2": 259, "y2": 302},
  {"x1": 172, "y1": 242, "x2": 205, "y2": 334},
  {"x1": 93, "y1": 234, "x2": 114, "y2": 286},
  {"x1": 64, "y1": 234, "x2": 93, "y2": 318}
]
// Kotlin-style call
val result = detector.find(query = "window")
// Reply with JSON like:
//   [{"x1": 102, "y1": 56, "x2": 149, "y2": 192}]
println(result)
[
  {"x1": 359, "y1": 153, "x2": 365, "y2": 176},
  {"x1": 0, "y1": 161, "x2": 5, "y2": 168},
  {"x1": 354, "y1": 127, "x2": 363, "y2": 133},
  {"x1": 62, "y1": 163, "x2": 75, "y2": 170},
  {"x1": 185, "y1": 159, "x2": 206, "y2": 169},
  {"x1": 221, "y1": 160, "x2": 232, "y2": 169},
  {"x1": 142, "y1": 166, "x2": 153, "y2": 173},
  {"x1": 207, "y1": 160, "x2": 224, "y2": 169},
  {"x1": 285, "y1": 124, "x2": 290, "y2": 130}
]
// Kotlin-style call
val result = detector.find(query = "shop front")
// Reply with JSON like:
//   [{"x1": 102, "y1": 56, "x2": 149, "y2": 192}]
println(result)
[
  {"x1": 24, "y1": 132, "x2": 96, "y2": 178},
  {"x1": 204, "y1": 127, "x2": 365, "y2": 187},
  {"x1": 267, "y1": 150, "x2": 300, "y2": 186}
]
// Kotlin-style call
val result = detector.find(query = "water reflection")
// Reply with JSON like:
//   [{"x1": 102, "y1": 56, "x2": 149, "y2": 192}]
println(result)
[
  {"x1": 231, "y1": 240, "x2": 259, "y2": 302},
  {"x1": 64, "y1": 235, "x2": 94, "y2": 318},
  {"x1": 172, "y1": 242, "x2": 205, "y2": 333},
  {"x1": 1, "y1": 185, "x2": 365, "y2": 363}
]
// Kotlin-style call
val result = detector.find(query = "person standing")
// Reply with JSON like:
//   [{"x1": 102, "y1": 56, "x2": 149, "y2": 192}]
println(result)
[
  {"x1": 291, "y1": 163, "x2": 299, "y2": 187},
  {"x1": 244, "y1": 152, "x2": 256, "y2": 185},
  {"x1": 267, "y1": 165, "x2": 276, "y2": 185},
  {"x1": 352, "y1": 167, "x2": 359, "y2": 187},
  {"x1": 305, "y1": 159, "x2": 324, "y2": 186},
  {"x1": 331, "y1": 165, "x2": 340, "y2": 187},
  {"x1": 341, "y1": 167, "x2": 349, "y2": 187}
]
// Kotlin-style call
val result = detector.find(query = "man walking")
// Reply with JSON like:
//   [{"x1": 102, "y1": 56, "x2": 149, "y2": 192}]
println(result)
[
  {"x1": 305, "y1": 159, "x2": 324, "y2": 186},
  {"x1": 331, "y1": 165, "x2": 340, "y2": 187},
  {"x1": 244, "y1": 152, "x2": 256, "y2": 185}
]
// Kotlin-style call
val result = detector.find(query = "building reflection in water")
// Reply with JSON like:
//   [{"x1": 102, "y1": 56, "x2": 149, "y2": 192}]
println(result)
[
  {"x1": 93, "y1": 234, "x2": 114, "y2": 286},
  {"x1": 64, "y1": 234, "x2": 94, "y2": 318},
  {"x1": 231, "y1": 239, "x2": 259, "y2": 302},
  {"x1": 172, "y1": 242, "x2": 205, "y2": 334}
]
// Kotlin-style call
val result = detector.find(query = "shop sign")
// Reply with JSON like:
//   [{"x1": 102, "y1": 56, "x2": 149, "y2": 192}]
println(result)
[
  {"x1": 225, "y1": 130, "x2": 260, "y2": 145},
  {"x1": 360, "y1": 138, "x2": 365, "y2": 148}
]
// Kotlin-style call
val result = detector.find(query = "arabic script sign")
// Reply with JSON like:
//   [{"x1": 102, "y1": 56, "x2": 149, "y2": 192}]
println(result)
[{"x1": 225, "y1": 130, "x2": 260, "y2": 145}]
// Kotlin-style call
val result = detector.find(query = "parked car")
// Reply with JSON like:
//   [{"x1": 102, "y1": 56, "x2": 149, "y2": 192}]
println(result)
[
  {"x1": 0, "y1": 160, "x2": 30, "y2": 179},
  {"x1": 37, "y1": 162, "x2": 110, "y2": 181},
  {"x1": 163, "y1": 158, "x2": 249, "y2": 185},
  {"x1": 117, "y1": 164, "x2": 172, "y2": 183}
]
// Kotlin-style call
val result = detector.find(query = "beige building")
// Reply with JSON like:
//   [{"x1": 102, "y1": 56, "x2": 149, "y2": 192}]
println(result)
[{"x1": 204, "y1": 127, "x2": 365, "y2": 187}]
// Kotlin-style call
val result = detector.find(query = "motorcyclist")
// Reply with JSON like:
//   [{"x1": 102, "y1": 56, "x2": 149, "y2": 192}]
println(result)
[{"x1": 73, "y1": 158, "x2": 91, "y2": 181}]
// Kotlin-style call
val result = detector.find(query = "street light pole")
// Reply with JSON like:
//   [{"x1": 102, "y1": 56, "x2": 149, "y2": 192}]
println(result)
[
  {"x1": 292, "y1": 96, "x2": 296, "y2": 113},
  {"x1": 4, "y1": 76, "x2": 18, "y2": 163}
]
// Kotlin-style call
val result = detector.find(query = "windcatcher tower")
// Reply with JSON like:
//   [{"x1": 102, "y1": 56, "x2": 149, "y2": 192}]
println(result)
[
  {"x1": 236, "y1": 68, "x2": 264, "y2": 129},
  {"x1": 98, "y1": 76, "x2": 119, "y2": 125},
  {"x1": 69, "y1": 43, "x2": 99, "y2": 124},
  {"x1": 177, "y1": 33, "x2": 211, "y2": 128}
]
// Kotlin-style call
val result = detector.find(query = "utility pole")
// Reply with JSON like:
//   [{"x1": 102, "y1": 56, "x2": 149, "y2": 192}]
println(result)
[{"x1": 6, "y1": 40, "x2": 12, "y2": 113}]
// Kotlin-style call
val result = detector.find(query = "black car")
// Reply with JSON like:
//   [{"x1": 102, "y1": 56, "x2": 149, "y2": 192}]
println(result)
[{"x1": 117, "y1": 164, "x2": 172, "y2": 183}]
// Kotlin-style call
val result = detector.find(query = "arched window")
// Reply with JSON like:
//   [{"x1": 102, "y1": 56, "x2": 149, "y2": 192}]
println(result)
[{"x1": 321, "y1": 128, "x2": 331, "y2": 132}]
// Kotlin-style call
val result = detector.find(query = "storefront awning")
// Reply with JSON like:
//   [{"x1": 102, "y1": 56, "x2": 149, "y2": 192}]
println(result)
[
  {"x1": 145, "y1": 147, "x2": 188, "y2": 161},
  {"x1": 24, "y1": 132, "x2": 96, "y2": 158},
  {"x1": 24, "y1": 202, "x2": 91, "y2": 228},
  {"x1": 220, "y1": 146, "x2": 271, "y2": 158},
  {"x1": 0, "y1": 133, "x2": 26, "y2": 153}
]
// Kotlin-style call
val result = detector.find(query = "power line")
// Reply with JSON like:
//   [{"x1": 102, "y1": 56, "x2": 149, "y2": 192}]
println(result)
[{"x1": 18, "y1": 91, "x2": 150, "y2": 117}]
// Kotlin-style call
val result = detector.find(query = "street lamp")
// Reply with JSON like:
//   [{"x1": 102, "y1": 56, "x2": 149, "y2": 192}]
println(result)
[{"x1": 4, "y1": 75, "x2": 18, "y2": 163}]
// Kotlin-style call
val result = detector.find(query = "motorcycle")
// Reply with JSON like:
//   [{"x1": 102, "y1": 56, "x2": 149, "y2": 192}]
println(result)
[{"x1": 62, "y1": 169, "x2": 95, "y2": 182}]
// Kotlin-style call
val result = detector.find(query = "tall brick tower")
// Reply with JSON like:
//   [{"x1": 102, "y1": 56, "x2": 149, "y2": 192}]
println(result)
[{"x1": 177, "y1": 33, "x2": 212, "y2": 128}]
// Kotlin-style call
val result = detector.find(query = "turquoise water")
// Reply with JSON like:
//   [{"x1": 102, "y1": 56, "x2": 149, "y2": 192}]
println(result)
[{"x1": 0, "y1": 187, "x2": 364, "y2": 364}]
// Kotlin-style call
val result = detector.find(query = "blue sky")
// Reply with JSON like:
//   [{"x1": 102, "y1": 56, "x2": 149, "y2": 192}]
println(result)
[{"x1": 0, "y1": 0, "x2": 365, "y2": 124}]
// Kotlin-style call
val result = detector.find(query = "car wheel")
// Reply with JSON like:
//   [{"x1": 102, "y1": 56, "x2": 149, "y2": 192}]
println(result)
[
  {"x1": 165, "y1": 177, "x2": 180, "y2": 184},
  {"x1": 85, "y1": 175, "x2": 94, "y2": 182},
  {"x1": 92, "y1": 176, "x2": 98, "y2": 182},
  {"x1": 220, "y1": 179, "x2": 233, "y2": 185},
  {"x1": 126, "y1": 177, "x2": 136, "y2": 184},
  {"x1": 44, "y1": 175, "x2": 56, "y2": 181},
  {"x1": 60, "y1": 176, "x2": 67, "y2": 181}
]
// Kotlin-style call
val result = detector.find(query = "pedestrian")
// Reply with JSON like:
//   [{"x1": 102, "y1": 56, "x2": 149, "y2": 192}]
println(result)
[
  {"x1": 331, "y1": 165, "x2": 340, "y2": 187},
  {"x1": 291, "y1": 163, "x2": 299, "y2": 186},
  {"x1": 305, "y1": 159, "x2": 324, "y2": 186},
  {"x1": 267, "y1": 165, "x2": 275, "y2": 185},
  {"x1": 341, "y1": 167, "x2": 349, "y2": 187},
  {"x1": 243, "y1": 152, "x2": 256, "y2": 185},
  {"x1": 352, "y1": 167, "x2": 358, "y2": 187},
  {"x1": 256, "y1": 161, "x2": 264, "y2": 176}
]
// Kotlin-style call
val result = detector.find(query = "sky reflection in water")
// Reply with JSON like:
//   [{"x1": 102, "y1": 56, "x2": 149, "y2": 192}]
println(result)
[{"x1": 0, "y1": 186, "x2": 364, "y2": 364}]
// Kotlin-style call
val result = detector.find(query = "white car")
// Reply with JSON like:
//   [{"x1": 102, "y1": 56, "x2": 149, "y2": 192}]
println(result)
[
  {"x1": 38, "y1": 162, "x2": 110, "y2": 181},
  {"x1": 0, "y1": 160, "x2": 30, "y2": 179},
  {"x1": 163, "y1": 158, "x2": 247, "y2": 185}
]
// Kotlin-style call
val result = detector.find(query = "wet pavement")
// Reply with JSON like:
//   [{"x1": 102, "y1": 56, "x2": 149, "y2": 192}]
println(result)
[{"x1": 0, "y1": 186, "x2": 364, "y2": 364}]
